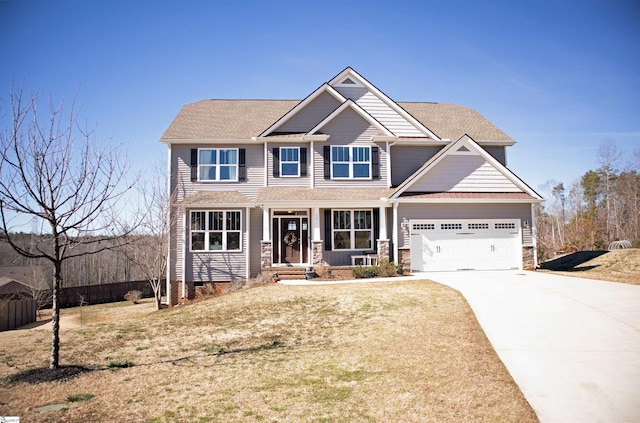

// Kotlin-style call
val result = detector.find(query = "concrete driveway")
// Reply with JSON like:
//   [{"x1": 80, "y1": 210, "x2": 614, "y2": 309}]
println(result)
[{"x1": 427, "y1": 270, "x2": 640, "y2": 423}]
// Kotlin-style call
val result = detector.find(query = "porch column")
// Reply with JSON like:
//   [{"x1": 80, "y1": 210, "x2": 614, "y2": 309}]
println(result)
[
  {"x1": 312, "y1": 207, "x2": 323, "y2": 266},
  {"x1": 377, "y1": 206, "x2": 390, "y2": 261},
  {"x1": 261, "y1": 207, "x2": 272, "y2": 269}
]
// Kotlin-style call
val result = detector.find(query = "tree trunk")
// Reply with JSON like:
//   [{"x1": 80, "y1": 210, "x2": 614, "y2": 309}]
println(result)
[{"x1": 50, "y1": 261, "x2": 62, "y2": 369}]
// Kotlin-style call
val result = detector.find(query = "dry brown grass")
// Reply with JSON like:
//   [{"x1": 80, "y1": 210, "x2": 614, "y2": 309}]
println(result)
[
  {"x1": 0, "y1": 280, "x2": 537, "y2": 422},
  {"x1": 540, "y1": 249, "x2": 640, "y2": 285}
]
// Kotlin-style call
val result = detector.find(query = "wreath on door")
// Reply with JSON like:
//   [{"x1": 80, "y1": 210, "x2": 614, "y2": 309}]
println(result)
[{"x1": 283, "y1": 231, "x2": 298, "y2": 247}]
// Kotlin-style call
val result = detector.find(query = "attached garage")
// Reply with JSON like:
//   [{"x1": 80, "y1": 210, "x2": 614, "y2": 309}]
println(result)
[{"x1": 410, "y1": 219, "x2": 522, "y2": 271}]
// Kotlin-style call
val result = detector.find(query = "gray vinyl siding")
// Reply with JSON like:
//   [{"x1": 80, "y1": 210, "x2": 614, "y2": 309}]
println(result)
[
  {"x1": 313, "y1": 108, "x2": 389, "y2": 188},
  {"x1": 266, "y1": 143, "x2": 311, "y2": 187},
  {"x1": 390, "y1": 145, "x2": 442, "y2": 187},
  {"x1": 335, "y1": 86, "x2": 424, "y2": 137},
  {"x1": 170, "y1": 208, "x2": 182, "y2": 281},
  {"x1": 483, "y1": 146, "x2": 506, "y2": 166},
  {"x1": 396, "y1": 203, "x2": 533, "y2": 248},
  {"x1": 185, "y1": 208, "x2": 247, "y2": 282},
  {"x1": 277, "y1": 91, "x2": 341, "y2": 133},
  {"x1": 407, "y1": 155, "x2": 521, "y2": 192},
  {"x1": 172, "y1": 144, "x2": 264, "y2": 201}
]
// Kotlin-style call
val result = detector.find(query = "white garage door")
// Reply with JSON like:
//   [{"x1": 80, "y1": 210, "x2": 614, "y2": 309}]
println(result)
[{"x1": 410, "y1": 219, "x2": 522, "y2": 271}]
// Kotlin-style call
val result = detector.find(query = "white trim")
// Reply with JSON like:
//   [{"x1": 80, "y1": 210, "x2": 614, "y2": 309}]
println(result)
[
  {"x1": 331, "y1": 208, "x2": 375, "y2": 252},
  {"x1": 259, "y1": 84, "x2": 347, "y2": 137},
  {"x1": 188, "y1": 209, "x2": 243, "y2": 252},
  {"x1": 307, "y1": 99, "x2": 394, "y2": 137},
  {"x1": 181, "y1": 211, "x2": 186, "y2": 299},
  {"x1": 279, "y1": 146, "x2": 301, "y2": 177},
  {"x1": 392, "y1": 201, "x2": 399, "y2": 266},
  {"x1": 391, "y1": 135, "x2": 543, "y2": 201},
  {"x1": 196, "y1": 148, "x2": 240, "y2": 182},
  {"x1": 531, "y1": 203, "x2": 538, "y2": 268},
  {"x1": 328, "y1": 67, "x2": 440, "y2": 139},
  {"x1": 330, "y1": 145, "x2": 373, "y2": 180},
  {"x1": 166, "y1": 145, "x2": 172, "y2": 306},
  {"x1": 161, "y1": 138, "x2": 261, "y2": 145},
  {"x1": 245, "y1": 206, "x2": 251, "y2": 280}
]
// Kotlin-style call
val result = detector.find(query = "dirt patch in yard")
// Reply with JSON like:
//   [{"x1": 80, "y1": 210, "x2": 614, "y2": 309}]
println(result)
[{"x1": 540, "y1": 249, "x2": 640, "y2": 285}]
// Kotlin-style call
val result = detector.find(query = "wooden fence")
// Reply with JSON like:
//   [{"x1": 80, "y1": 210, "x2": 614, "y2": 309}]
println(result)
[
  {"x1": 58, "y1": 280, "x2": 164, "y2": 308},
  {"x1": 0, "y1": 299, "x2": 37, "y2": 331}
]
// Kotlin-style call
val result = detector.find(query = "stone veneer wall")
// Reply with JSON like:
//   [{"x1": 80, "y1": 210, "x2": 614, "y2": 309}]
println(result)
[
  {"x1": 261, "y1": 241, "x2": 272, "y2": 269},
  {"x1": 522, "y1": 246, "x2": 535, "y2": 270},
  {"x1": 398, "y1": 247, "x2": 411, "y2": 275},
  {"x1": 377, "y1": 239, "x2": 390, "y2": 261},
  {"x1": 312, "y1": 241, "x2": 324, "y2": 266}
]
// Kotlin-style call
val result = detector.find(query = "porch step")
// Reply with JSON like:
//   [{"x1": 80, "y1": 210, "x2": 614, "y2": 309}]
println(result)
[{"x1": 264, "y1": 267, "x2": 308, "y2": 280}]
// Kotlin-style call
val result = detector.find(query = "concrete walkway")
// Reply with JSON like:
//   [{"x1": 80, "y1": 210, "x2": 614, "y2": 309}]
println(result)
[{"x1": 426, "y1": 271, "x2": 640, "y2": 423}]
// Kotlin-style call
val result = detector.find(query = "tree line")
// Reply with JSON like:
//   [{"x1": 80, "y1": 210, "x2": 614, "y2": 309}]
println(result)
[{"x1": 535, "y1": 141, "x2": 640, "y2": 262}]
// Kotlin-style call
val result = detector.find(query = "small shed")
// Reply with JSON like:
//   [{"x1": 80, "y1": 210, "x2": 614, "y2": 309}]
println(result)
[{"x1": 0, "y1": 277, "x2": 38, "y2": 331}]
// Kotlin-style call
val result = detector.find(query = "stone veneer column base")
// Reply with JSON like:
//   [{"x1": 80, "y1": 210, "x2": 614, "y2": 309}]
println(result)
[
  {"x1": 522, "y1": 246, "x2": 535, "y2": 270},
  {"x1": 261, "y1": 241, "x2": 272, "y2": 270},
  {"x1": 377, "y1": 239, "x2": 390, "y2": 261},
  {"x1": 398, "y1": 247, "x2": 411, "y2": 275},
  {"x1": 169, "y1": 280, "x2": 180, "y2": 307},
  {"x1": 312, "y1": 241, "x2": 324, "y2": 266}
]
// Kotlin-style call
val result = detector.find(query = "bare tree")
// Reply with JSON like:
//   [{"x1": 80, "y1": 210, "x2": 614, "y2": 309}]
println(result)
[
  {"x1": 123, "y1": 160, "x2": 175, "y2": 310},
  {"x1": 0, "y1": 88, "x2": 136, "y2": 369}
]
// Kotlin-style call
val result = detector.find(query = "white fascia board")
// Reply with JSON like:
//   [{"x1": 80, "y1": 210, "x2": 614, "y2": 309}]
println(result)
[
  {"x1": 371, "y1": 135, "x2": 397, "y2": 142},
  {"x1": 391, "y1": 135, "x2": 541, "y2": 200},
  {"x1": 329, "y1": 67, "x2": 440, "y2": 140},
  {"x1": 307, "y1": 99, "x2": 394, "y2": 137},
  {"x1": 476, "y1": 139, "x2": 517, "y2": 147},
  {"x1": 259, "y1": 84, "x2": 347, "y2": 137},
  {"x1": 395, "y1": 197, "x2": 543, "y2": 204},
  {"x1": 258, "y1": 199, "x2": 390, "y2": 208},
  {"x1": 303, "y1": 134, "x2": 330, "y2": 142}
]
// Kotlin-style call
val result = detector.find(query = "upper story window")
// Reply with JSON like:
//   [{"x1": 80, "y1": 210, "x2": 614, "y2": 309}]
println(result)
[
  {"x1": 332, "y1": 146, "x2": 370, "y2": 179},
  {"x1": 323, "y1": 145, "x2": 379, "y2": 180},
  {"x1": 272, "y1": 147, "x2": 307, "y2": 178},
  {"x1": 280, "y1": 147, "x2": 299, "y2": 177},
  {"x1": 198, "y1": 148, "x2": 238, "y2": 181},
  {"x1": 190, "y1": 210, "x2": 241, "y2": 252},
  {"x1": 190, "y1": 148, "x2": 246, "y2": 182}
]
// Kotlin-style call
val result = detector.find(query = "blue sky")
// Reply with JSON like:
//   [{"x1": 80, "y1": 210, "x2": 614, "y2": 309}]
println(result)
[{"x1": 1, "y1": 0, "x2": 639, "y2": 199}]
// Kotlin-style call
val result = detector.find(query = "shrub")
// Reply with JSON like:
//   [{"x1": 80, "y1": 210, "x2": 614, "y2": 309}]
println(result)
[
  {"x1": 124, "y1": 290, "x2": 143, "y2": 304},
  {"x1": 377, "y1": 258, "x2": 403, "y2": 277},
  {"x1": 351, "y1": 266, "x2": 379, "y2": 279}
]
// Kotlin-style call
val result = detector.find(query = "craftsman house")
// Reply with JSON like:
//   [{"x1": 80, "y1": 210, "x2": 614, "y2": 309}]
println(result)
[{"x1": 161, "y1": 67, "x2": 542, "y2": 305}]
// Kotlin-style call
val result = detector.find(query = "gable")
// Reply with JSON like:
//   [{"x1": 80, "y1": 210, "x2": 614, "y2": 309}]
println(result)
[
  {"x1": 407, "y1": 154, "x2": 521, "y2": 192},
  {"x1": 392, "y1": 135, "x2": 542, "y2": 199},
  {"x1": 270, "y1": 90, "x2": 342, "y2": 134},
  {"x1": 315, "y1": 107, "x2": 382, "y2": 141},
  {"x1": 329, "y1": 67, "x2": 438, "y2": 139}
]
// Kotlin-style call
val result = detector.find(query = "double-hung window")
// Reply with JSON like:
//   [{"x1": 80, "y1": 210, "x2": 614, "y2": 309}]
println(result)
[
  {"x1": 332, "y1": 209, "x2": 373, "y2": 250},
  {"x1": 198, "y1": 148, "x2": 238, "y2": 181},
  {"x1": 280, "y1": 147, "x2": 299, "y2": 177},
  {"x1": 190, "y1": 210, "x2": 241, "y2": 251},
  {"x1": 331, "y1": 146, "x2": 371, "y2": 179}
]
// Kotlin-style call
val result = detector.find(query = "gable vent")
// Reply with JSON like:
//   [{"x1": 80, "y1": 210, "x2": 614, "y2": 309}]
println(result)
[
  {"x1": 457, "y1": 145, "x2": 470, "y2": 152},
  {"x1": 341, "y1": 77, "x2": 356, "y2": 85}
]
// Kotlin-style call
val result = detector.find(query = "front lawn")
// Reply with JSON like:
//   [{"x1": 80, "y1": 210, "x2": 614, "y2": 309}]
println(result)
[{"x1": 0, "y1": 280, "x2": 537, "y2": 422}]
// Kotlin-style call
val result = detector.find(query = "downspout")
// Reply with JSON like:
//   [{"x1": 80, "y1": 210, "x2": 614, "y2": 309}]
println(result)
[
  {"x1": 393, "y1": 200, "x2": 399, "y2": 266},
  {"x1": 181, "y1": 211, "x2": 187, "y2": 299},
  {"x1": 246, "y1": 206, "x2": 251, "y2": 280},
  {"x1": 310, "y1": 139, "x2": 315, "y2": 189},
  {"x1": 531, "y1": 203, "x2": 538, "y2": 269},
  {"x1": 166, "y1": 144, "x2": 172, "y2": 306}
]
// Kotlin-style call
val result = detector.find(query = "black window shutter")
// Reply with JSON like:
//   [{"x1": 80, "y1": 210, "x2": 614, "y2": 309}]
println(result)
[
  {"x1": 272, "y1": 148, "x2": 280, "y2": 177},
  {"x1": 300, "y1": 147, "x2": 307, "y2": 176},
  {"x1": 190, "y1": 149, "x2": 198, "y2": 182},
  {"x1": 324, "y1": 209, "x2": 332, "y2": 250},
  {"x1": 372, "y1": 146, "x2": 380, "y2": 179},
  {"x1": 373, "y1": 208, "x2": 380, "y2": 251},
  {"x1": 323, "y1": 146, "x2": 331, "y2": 179},
  {"x1": 239, "y1": 148, "x2": 246, "y2": 181}
]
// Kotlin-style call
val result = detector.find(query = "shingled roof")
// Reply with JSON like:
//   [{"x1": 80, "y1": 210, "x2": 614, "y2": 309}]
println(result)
[{"x1": 161, "y1": 99, "x2": 513, "y2": 144}]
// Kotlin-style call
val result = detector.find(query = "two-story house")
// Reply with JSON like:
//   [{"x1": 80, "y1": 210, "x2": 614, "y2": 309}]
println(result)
[{"x1": 161, "y1": 67, "x2": 542, "y2": 305}]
